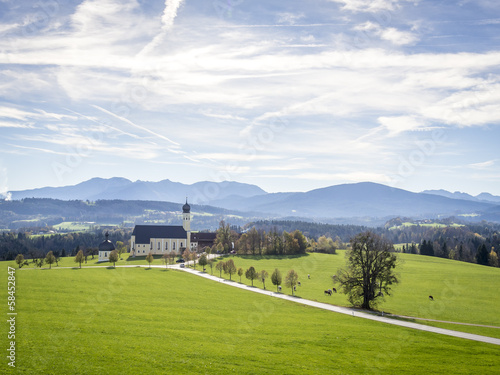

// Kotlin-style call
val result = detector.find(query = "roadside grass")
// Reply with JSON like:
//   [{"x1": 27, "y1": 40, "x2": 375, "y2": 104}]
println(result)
[
  {"x1": 1, "y1": 267, "x2": 499, "y2": 374},
  {"x1": 209, "y1": 252, "x2": 500, "y2": 338}
]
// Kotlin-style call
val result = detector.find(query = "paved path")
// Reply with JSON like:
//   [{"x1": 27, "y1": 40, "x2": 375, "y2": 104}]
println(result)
[{"x1": 179, "y1": 266, "x2": 500, "y2": 346}]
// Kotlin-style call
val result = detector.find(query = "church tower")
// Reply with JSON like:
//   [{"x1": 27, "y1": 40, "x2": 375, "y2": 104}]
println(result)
[{"x1": 182, "y1": 198, "x2": 191, "y2": 249}]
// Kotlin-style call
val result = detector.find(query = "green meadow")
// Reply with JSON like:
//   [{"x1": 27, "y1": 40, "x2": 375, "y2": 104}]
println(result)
[
  {"x1": 208, "y1": 252, "x2": 500, "y2": 338},
  {"x1": 1, "y1": 265, "x2": 499, "y2": 374}
]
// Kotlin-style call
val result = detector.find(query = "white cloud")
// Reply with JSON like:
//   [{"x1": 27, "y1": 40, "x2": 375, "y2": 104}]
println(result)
[
  {"x1": 354, "y1": 21, "x2": 419, "y2": 45},
  {"x1": 329, "y1": 0, "x2": 418, "y2": 13},
  {"x1": 377, "y1": 116, "x2": 431, "y2": 137},
  {"x1": 467, "y1": 160, "x2": 495, "y2": 170},
  {"x1": 276, "y1": 12, "x2": 305, "y2": 25}
]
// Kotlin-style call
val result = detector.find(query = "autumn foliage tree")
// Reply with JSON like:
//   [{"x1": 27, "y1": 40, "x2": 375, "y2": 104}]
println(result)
[{"x1": 74, "y1": 250, "x2": 84, "y2": 269}]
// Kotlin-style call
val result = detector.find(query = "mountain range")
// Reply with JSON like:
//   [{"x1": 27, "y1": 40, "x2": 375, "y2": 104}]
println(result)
[
  {"x1": 9, "y1": 178, "x2": 266, "y2": 203},
  {"x1": 8, "y1": 178, "x2": 500, "y2": 223}
]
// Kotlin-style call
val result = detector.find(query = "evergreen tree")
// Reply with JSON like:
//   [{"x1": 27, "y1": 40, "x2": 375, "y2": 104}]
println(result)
[{"x1": 476, "y1": 244, "x2": 489, "y2": 266}]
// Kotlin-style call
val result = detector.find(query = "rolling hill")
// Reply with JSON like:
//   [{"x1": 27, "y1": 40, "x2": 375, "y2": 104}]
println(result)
[{"x1": 6, "y1": 179, "x2": 500, "y2": 223}]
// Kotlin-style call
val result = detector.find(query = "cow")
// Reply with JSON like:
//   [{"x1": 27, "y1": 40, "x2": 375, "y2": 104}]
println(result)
[
  {"x1": 324, "y1": 289, "x2": 332, "y2": 296},
  {"x1": 298, "y1": 281, "x2": 301, "y2": 287},
  {"x1": 429, "y1": 295, "x2": 434, "y2": 301},
  {"x1": 308, "y1": 274, "x2": 310, "y2": 279},
  {"x1": 278, "y1": 286, "x2": 282, "y2": 292},
  {"x1": 332, "y1": 287, "x2": 337, "y2": 293}
]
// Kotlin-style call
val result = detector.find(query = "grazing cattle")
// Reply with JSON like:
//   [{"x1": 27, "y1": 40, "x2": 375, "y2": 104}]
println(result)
[
  {"x1": 429, "y1": 295, "x2": 434, "y2": 301},
  {"x1": 308, "y1": 274, "x2": 310, "y2": 279},
  {"x1": 278, "y1": 286, "x2": 282, "y2": 292},
  {"x1": 298, "y1": 281, "x2": 301, "y2": 287},
  {"x1": 332, "y1": 288, "x2": 337, "y2": 293},
  {"x1": 324, "y1": 289, "x2": 332, "y2": 296}
]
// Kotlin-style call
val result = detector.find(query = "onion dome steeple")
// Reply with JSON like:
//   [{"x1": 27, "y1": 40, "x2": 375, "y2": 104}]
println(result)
[{"x1": 182, "y1": 198, "x2": 191, "y2": 213}]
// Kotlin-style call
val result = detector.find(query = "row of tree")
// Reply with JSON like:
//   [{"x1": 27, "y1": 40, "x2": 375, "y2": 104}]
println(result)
[
  {"x1": 205, "y1": 257, "x2": 300, "y2": 296},
  {"x1": 213, "y1": 221, "x2": 335, "y2": 255}
]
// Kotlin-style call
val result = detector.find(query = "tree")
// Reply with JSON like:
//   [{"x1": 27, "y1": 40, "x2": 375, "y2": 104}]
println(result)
[
  {"x1": 198, "y1": 253, "x2": 208, "y2": 271},
  {"x1": 476, "y1": 244, "x2": 489, "y2": 266},
  {"x1": 271, "y1": 268, "x2": 282, "y2": 292},
  {"x1": 245, "y1": 266, "x2": 259, "y2": 287},
  {"x1": 45, "y1": 251, "x2": 56, "y2": 269},
  {"x1": 115, "y1": 241, "x2": 126, "y2": 259},
  {"x1": 15, "y1": 254, "x2": 27, "y2": 269},
  {"x1": 190, "y1": 251, "x2": 197, "y2": 269},
  {"x1": 146, "y1": 252, "x2": 154, "y2": 268},
  {"x1": 169, "y1": 251, "x2": 177, "y2": 264},
  {"x1": 54, "y1": 251, "x2": 61, "y2": 266},
  {"x1": 223, "y1": 258, "x2": 237, "y2": 280},
  {"x1": 74, "y1": 250, "x2": 84, "y2": 269},
  {"x1": 109, "y1": 250, "x2": 119, "y2": 268},
  {"x1": 285, "y1": 269, "x2": 299, "y2": 296},
  {"x1": 317, "y1": 236, "x2": 336, "y2": 254},
  {"x1": 333, "y1": 231, "x2": 399, "y2": 310},
  {"x1": 489, "y1": 249, "x2": 498, "y2": 267},
  {"x1": 216, "y1": 261, "x2": 224, "y2": 278},
  {"x1": 162, "y1": 253, "x2": 169, "y2": 268},
  {"x1": 208, "y1": 259, "x2": 214, "y2": 275},
  {"x1": 260, "y1": 269, "x2": 269, "y2": 290},
  {"x1": 182, "y1": 248, "x2": 190, "y2": 260}
]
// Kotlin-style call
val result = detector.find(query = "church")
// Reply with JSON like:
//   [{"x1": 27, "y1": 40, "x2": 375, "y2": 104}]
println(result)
[{"x1": 130, "y1": 199, "x2": 194, "y2": 256}]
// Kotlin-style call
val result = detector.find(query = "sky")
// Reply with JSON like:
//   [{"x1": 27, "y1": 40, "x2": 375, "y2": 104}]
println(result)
[{"x1": 0, "y1": 0, "x2": 499, "y2": 197}]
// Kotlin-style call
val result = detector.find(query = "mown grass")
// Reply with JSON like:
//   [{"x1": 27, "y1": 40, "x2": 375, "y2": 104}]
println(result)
[
  {"x1": 1, "y1": 266, "x2": 499, "y2": 374},
  {"x1": 208, "y1": 252, "x2": 500, "y2": 338},
  {"x1": 7, "y1": 251, "x2": 500, "y2": 337}
]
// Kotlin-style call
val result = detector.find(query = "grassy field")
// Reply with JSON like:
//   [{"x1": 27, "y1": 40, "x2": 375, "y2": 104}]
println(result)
[
  {"x1": 206, "y1": 252, "x2": 500, "y2": 338},
  {"x1": 6, "y1": 251, "x2": 500, "y2": 337},
  {"x1": 389, "y1": 222, "x2": 464, "y2": 230},
  {"x1": 1, "y1": 266, "x2": 499, "y2": 374}
]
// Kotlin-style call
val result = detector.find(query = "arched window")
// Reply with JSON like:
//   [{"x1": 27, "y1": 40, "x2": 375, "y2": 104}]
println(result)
[
  {"x1": 165, "y1": 243, "x2": 168, "y2": 250},
  {"x1": 173, "y1": 242, "x2": 176, "y2": 250}
]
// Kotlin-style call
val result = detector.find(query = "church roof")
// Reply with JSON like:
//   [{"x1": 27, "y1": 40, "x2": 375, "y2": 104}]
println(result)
[
  {"x1": 132, "y1": 225, "x2": 187, "y2": 243},
  {"x1": 99, "y1": 232, "x2": 115, "y2": 251}
]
